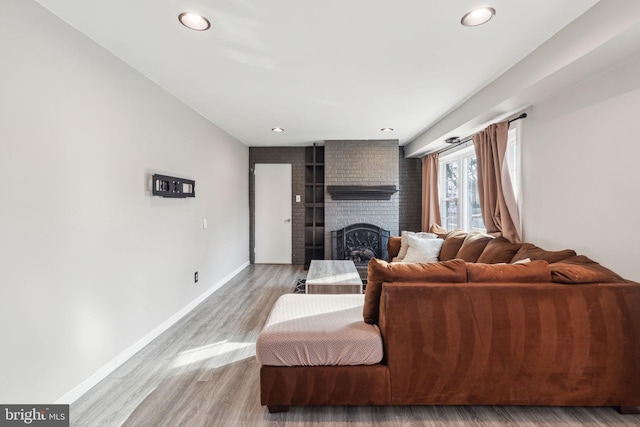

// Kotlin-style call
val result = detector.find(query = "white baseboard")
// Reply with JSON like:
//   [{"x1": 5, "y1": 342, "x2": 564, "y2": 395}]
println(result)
[{"x1": 55, "y1": 261, "x2": 250, "y2": 404}]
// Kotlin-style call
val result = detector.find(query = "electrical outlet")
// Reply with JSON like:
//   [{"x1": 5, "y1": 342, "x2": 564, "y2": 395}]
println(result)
[{"x1": 194, "y1": 271, "x2": 198, "y2": 283}]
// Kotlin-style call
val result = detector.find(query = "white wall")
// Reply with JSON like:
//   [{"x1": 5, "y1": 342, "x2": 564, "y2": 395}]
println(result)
[
  {"x1": 0, "y1": 0, "x2": 249, "y2": 403},
  {"x1": 522, "y1": 55, "x2": 640, "y2": 282}
]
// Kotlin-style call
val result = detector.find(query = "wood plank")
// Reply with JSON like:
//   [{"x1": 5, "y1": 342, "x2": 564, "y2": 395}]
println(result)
[{"x1": 71, "y1": 265, "x2": 640, "y2": 426}]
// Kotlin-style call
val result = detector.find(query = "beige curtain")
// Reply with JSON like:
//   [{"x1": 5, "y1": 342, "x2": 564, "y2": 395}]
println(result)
[
  {"x1": 473, "y1": 121, "x2": 521, "y2": 243},
  {"x1": 421, "y1": 153, "x2": 441, "y2": 232}
]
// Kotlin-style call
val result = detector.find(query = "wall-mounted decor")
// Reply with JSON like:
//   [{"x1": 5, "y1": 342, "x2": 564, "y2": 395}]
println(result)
[
  {"x1": 152, "y1": 174, "x2": 195, "y2": 198},
  {"x1": 327, "y1": 185, "x2": 397, "y2": 200}
]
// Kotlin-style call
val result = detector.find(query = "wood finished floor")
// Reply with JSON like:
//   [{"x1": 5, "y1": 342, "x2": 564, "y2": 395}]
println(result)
[{"x1": 71, "y1": 264, "x2": 640, "y2": 427}]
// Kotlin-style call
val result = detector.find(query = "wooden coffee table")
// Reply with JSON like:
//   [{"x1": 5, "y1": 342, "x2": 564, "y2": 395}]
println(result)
[{"x1": 306, "y1": 260, "x2": 363, "y2": 294}]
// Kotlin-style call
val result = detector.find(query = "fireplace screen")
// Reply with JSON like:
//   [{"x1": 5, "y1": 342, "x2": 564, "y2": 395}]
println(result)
[{"x1": 331, "y1": 223, "x2": 390, "y2": 265}]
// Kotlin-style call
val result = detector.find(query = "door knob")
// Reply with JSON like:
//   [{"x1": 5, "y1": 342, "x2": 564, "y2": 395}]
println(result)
[{"x1": 284, "y1": 218, "x2": 291, "y2": 223}]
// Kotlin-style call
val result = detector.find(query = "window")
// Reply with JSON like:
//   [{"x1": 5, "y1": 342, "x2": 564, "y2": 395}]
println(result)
[
  {"x1": 439, "y1": 146, "x2": 484, "y2": 233},
  {"x1": 438, "y1": 121, "x2": 521, "y2": 233}
]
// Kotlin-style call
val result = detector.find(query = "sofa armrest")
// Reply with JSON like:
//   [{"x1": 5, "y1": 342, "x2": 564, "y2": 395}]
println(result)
[{"x1": 379, "y1": 281, "x2": 640, "y2": 406}]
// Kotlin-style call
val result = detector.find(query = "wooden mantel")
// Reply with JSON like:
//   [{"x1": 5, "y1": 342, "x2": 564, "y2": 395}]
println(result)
[{"x1": 327, "y1": 185, "x2": 398, "y2": 200}]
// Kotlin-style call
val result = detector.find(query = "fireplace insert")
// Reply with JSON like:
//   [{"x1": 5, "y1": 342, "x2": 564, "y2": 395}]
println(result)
[{"x1": 331, "y1": 223, "x2": 390, "y2": 278}]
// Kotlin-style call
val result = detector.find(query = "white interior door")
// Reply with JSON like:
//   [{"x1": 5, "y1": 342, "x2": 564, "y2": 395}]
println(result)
[{"x1": 255, "y1": 163, "x2": 292, "y2": 264}]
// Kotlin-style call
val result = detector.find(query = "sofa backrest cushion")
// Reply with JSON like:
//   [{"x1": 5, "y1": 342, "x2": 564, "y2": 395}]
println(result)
[
  {"x1": 364, "y1": 258, "x2": 467, "y2": 324},
  {"x1": 455, "y1": 233, "x2": 494, "y2": 262},
  {"x1": 550, "y1": 255, "x2": 625, "y2": 283},
  {"x1": 511, "y1": 243, "x2": 576, "y2": 264},
  {"x1": 429, "y1": 223, "x2": 449, "y2": 239},
  {"x1": 476, "y1": 237, "x2": 523, "y2": 264},
  {"x1": 438, "y1": 230, "x2": 467, "y2": 261},
  {"x1": 467, "y1": 260, "x2": 551, "y2": 282}
]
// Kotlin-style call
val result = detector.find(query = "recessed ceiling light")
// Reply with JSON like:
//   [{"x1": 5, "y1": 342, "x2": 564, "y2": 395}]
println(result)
[
  {"x1": 461, "y1": 7, "x2": 496, "y2": 27},
  {"x1": 178, "y1": 12, "x2": 211, "y2": 31},
  {"x1": 381, "y1": 128, "x2": 394, "y2": 132},
  {"x1": 271, "y1": 127, "x2": 285, "y2": 132}
]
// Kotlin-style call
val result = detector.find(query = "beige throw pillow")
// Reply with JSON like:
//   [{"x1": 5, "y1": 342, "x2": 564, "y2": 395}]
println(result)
[
  {"x1": 396, "y1": 230, "x2": 438, "y2": 260},
  {"x1": 401, "y1": 235, "x2": 444, "y2": 263}
]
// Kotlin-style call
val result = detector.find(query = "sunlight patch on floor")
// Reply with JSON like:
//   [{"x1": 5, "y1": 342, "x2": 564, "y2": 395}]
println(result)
[{"x1": 172, "y1": 340, "x2": 255, "y2": 369}]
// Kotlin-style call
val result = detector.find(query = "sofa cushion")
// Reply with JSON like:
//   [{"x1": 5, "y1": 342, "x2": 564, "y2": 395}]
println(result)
[
  {"x1": 396, "y1": 231, "x2": 438, "y2": 260},
  {"x1": 256, "y1": 294, "x2": 383, "y2": 366},
  {"x1": 363, "y1": 258, "x2": 467, "y2": 324},
  {"x1": 438, "y1": 230, "x2": 467, "y2": 261},
  {"x1": 388, "y1": 236, "x2": 402, "y2": 260},
  {"x1": 429, "y1": 223, "x2": 449, "y2": 239},
  {"x1": 467, "y1": 260, "x2": 551, "y2": 282},
  {"x1": 455, "y1": 232, "x2": 494, "y2": 262},
  {"x1": 560, "y1": 255, "x2": 602, "y2": 265},
  {"x1": 550, "y1": 255, "x2": 625, "y2": 283},
  {"x1": 401, "y1": 236, "x2": 443, "y2": 263},
  {"x1": 511, "y1": 243, "x2": 576, "y2": 264},
  {"x1": 476, "y1": 237, "x2": 523, "y2": 264}
]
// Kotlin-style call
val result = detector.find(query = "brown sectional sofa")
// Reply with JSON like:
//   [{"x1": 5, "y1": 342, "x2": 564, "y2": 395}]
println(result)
[{"x1": 259, "y1": 232, "x2": 640, "y2": 413}]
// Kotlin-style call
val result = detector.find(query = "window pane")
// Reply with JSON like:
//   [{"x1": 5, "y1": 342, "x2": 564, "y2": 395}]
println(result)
[
  {"x1": 445, "y1": 162, "x2": 458, "y2": 198},
  {"x1": 444, "y1": 200, "x2": 458, "y2": 231},
  {"x1": 466, "y1": 157, "x2": 483, "y2": 231}
]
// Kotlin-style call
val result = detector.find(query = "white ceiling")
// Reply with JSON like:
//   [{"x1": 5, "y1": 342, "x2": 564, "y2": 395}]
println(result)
[{"x1": 35, "y1": 0, "x2": 599, "y2": 147}]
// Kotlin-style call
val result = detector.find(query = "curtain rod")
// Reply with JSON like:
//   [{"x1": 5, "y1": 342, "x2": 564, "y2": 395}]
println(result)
[
  {"x1": 508, "y1": 112, "x2": 528, "y2": 124},
  {"x1": 431, "y1": 113, "x2": 528, "y2": 157}
]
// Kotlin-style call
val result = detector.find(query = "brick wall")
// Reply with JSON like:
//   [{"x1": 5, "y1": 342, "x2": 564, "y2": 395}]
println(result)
[
  {"x1": 249, "y1": 147, "x2": 306, "y2": 265},
  {"x1": 399, "y1": 146, "x2": 423, "y2": 232},
  {"x1": 324, "y1": 140, "x2": 399, "y2": 259}
]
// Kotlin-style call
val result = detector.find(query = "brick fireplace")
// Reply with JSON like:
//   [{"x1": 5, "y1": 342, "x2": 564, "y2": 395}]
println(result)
[{"x1": 324, "y1": 140, "x2": 399, "y2": 260}]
